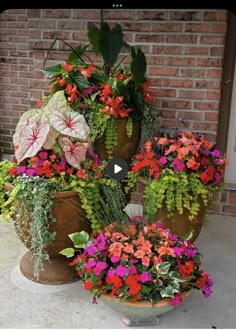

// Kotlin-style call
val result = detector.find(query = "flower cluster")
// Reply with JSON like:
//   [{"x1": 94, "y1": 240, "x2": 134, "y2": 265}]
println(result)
[
  {"x1": 70, "y1": 220, "x2": 214, "y2": 306},
  {"x1": 131, "y1": 131, "x2": 228, "y2": 185}
]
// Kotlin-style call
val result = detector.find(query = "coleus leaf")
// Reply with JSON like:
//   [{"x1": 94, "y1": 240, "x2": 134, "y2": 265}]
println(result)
[
  {"x1": 13, "y1": 109, "x2": 42, "y2": 148},
  {"x1": 60, "y1": 137, "x2": 88, "y2": 168},
  {"x1": 49, "y1": 109, "x2": 90, "y2": 140},
  {"x1": 42, "y1": 90, "x2": 68, "y2": 122},
  {"x1": 15, "y1": 122, "x2": 50, "y2": 163}
]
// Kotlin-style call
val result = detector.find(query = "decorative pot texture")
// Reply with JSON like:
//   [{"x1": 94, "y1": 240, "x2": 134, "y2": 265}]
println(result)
[
  {"x1": 4, "y1": 182, "x2": 91, "y2": 284},
  {"x1": 100, "y1": 290, "x2": 192, "y2": 327},
  {"x1": 93, "y1": 118, "x2": 141, "y2": 164}
]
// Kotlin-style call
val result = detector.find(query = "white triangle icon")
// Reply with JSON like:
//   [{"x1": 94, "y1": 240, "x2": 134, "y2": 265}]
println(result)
[{"x1": 114, "y1": 164, "x2": 122, "y2": 174}]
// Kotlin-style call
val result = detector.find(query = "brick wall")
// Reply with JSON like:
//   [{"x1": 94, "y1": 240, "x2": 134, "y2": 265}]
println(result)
[{"x1": 1, "y1": 9, "x2": 235, "y2": 216}]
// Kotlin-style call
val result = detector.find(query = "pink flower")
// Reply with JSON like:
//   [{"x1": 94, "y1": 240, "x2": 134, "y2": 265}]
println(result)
[
  {"x1": 116, "y1": 264, "x2": 128, "y2": 276},
  {"x1": 38, "y1": 151, "x2": 48, "y2": 160},
  {"x1": 85, "y1": 260, "x2": 96, "y2": 269},
  {"x1": 25, "y1": 168, "x2": 36, "y2": 177},
  {"x1": 86, "y1": 245, "x2": 97, "y2": 256},
  {"x1": 107, "y1": 269, "x2": 115, "y2": 276},
  {"x1": 93, "y1": 261, "x2": 107, "y2": 276},
  {"x1": 16, "y1": 166, "x2": 26, "y2": 174},
  {"x1": 170, "y1": 293, "x2": 183, "y2": 306},
  {"x1": 110, "y1": 256, "x2": 121, "y2": 263},
  {"x1": 129, "y1": 265, "x2": 137, "y2": 275},
  {"x1": 140, "y1": 272, "x2": 152, "y2": 283},
  {"x1": 172, "y1": 158, "x2": 186, "y2": 172},
  {"x1": 160, "y1": 156, "x2": 168, "y2": 165}
]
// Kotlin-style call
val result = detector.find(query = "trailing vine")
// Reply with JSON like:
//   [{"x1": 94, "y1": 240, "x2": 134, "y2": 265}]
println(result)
[
  {"x1": 105, "y1": 117, "x2": 118, "y2": 159},
  {"x1": 125, "y1": 116, "x2": 133, "y2": 138}
]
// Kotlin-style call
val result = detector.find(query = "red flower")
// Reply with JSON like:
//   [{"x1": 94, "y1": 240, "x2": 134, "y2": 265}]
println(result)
[{"x1": 84, "y1": 281, "x2": 93, "y2": 290}]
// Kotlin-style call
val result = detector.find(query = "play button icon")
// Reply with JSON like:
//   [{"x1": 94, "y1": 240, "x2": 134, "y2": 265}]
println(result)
[{"x1": 106, "y1": 158, "x2": 129, "y2": 181}]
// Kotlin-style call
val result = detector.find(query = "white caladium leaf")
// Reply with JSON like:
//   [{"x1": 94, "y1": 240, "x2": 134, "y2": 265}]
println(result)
[
  {"x1": 15, "y1": 122, "x2": 50, "y2": 163},
  {"x1": 13, "y1": 109, "x2": 42, "y2": 148},
  {"x1": 49, "y1": 109, "x2": 90, "y2": 140},
  {"x1": 42, "y1": 90, "x2": 68, "y2": 123},
  {"x1": 61, "y1": 137, "x2": 88, "y2": 168},
  {"x1": 42, "y1": 127, "x2": 60, "y2": 150}
]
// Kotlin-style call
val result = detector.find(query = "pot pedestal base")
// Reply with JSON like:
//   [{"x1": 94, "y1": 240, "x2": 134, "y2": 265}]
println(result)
[
  {"x1": 122, "y1": 315, "x2": 160, "y2": 327},
  {"x1": 20, "y1": 251, "x2": 79, "y2": 285}
]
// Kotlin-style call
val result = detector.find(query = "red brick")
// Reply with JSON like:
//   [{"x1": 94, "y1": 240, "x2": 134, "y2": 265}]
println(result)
[
  {"x1": 135, "y1": 34, "x2": 164, "y2": 43},
  {"x1": 28, "y1": 30, "x2": 41, "y2": 39},
  {"x1": 162, "y1": 100, "x2": 192, "y2": 109},
  {"x1": 206, "y1": 91, "x2": 221, "y2": 100},
  {"x1": 28, "y1": 20, "x2": 56, "y2": 29},
  {"x1": 184, "y1": 46, "x2": 209, "y2": 55},
  {"x1": 194, "y1": 101, "x2": 219, "y2": 110},
  {"x1": 153, "y1": 45, "x2": 182, "y2": 55},
  {"x1": 162, "y1": 78, "x2": 193, "y2": 88},
  {"x1": 169, "y1": 11, "x2": 203, "y2": 21},
  {"x1": 146, "y1": 56, "x2": 163, "y2": 65},
  {"x1": 165, "y1": 56, "x2": 196, "y2": 66},
  {"x1": 152, "y1": 23, "x2": 183, "y2": 32},
  {"x1": 200, "y1": 35, "x2": 225, "y2": 45},
  {"x1": 204, "y1": 11, "x2": 228, "y2": 21},
  {"x1": 153, "y1": 88, "x2": 176, "y2": 97},
  {"x1": 148, "y1": 67, "x2": 178, "y2": 76},
  {"x1": 221, "y1": 190, "x2": 228, "y2": 203},
  {"x1": 211, "y1": 23, "x2": 227, "y2": 33},
  {"x1": 28, "y1": 9, "x2": 41, "y2": 18},
  {"x1": 179, "y1": 90, "x2": 204, "y2": 99},
  {"x1": 192, "y1": 122, "x2": 218, "y2": 131},
  {"x1": 7, "y1": 9, "x2": 27, "y2": 14},
  {"x1": 43, "y1": 9, "x2": 71, "y2": 18},
  {"x1": 136, "y1": 11, "x2": 168, "y2": 20},
  {"x1": 166, "y1": 34, "x2": 198, "y2": 44},
  {"x1": 195, "y1": 80, "x2": 221, "y2": 89},
  {"x1": 73, "y1": 9, "x2": 101, "y2": 19},
  {"x1": 160, "y1": 109, "x2": 177, "y2": 118},
  {"x1": 207, "y1": 69, "x2": 223, "y2": 79},
  {"x1": 178, "y1": 111, "x2": 202, "y2": 120},
  {"x1": 222, "y1": 205, "x2": 236, "y2": 214},
  {"x1": 185, "y1": 23, "x2": 210, "y2": 32},
  {"x1": 104, "y1": 10, "x2": 136, "y2": 20},
  {"x1": 229, "y1": 191, "x2": 236, "y2": 204},
  {"x1": 56, "y1": 20, "x2": 86, "y2": 30},
  {"x1": 210, "y1": 47, "x2": 225, "y2": 56},
  {"x1": 180, "y1": 69, "x2": 206, "y2": 78},
  {"x1": 7, "y1": 21, "x2": 27, "y2": 29},
  {"x1": 204, "y1": 112, "x2": 219, "y2": 121},
  {"x1": 120, "y1": 22, "x2": 151, "y2": 32},
  {"x1": 197, "y1": 58, "x2": 223, "y2": 67}
]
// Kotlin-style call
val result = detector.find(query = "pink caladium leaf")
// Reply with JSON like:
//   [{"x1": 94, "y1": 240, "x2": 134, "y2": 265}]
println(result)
[
  {"x1": 13, "y1": 109, "x2": 42, "y2": 148},
  {"x1": 15, "y1": 122, "x2": 50, "y2": 163},
  {"x1": 49, "y1": 109, "x2": 90, "y2": 140},
  {"x1": 42, "y1": 90, "x2": 67, "y2": 122},
  {"x1": 42, "y1": 127, "x2": 60, "y2": 150},
  {"x1": 60, "y1": 137, "x2": 88, "y2": 168}
]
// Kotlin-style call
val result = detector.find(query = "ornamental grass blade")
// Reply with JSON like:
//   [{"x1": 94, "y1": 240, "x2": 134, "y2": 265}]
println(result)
[
  {"x1": 60, "y1": 137, "x2": 88, "y2": 168},
  {"x1": 49, "y1": 109, "x2": 90, "y2": 140},
  {"x1": 15, "y1": 122, "x2": 50, "y2": 163}
]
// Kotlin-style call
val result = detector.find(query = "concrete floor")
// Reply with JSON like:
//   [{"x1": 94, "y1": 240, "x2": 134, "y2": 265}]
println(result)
[{"x1": 0, "y1": 213, "x2": 236, "y2": 329}]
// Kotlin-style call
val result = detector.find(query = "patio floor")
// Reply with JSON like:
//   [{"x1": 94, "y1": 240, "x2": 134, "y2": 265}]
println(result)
[{"x1": 0, "y1": 213, "x2": 236, "y2": 329}]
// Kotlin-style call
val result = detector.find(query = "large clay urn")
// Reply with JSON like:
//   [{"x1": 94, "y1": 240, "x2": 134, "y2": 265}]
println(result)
[
  {"x1": 93, "y1": 118, "x2": 141, "y2": 165},
  {"x1": 5, "y1": 182, "x2": 91, "y2": 284}
]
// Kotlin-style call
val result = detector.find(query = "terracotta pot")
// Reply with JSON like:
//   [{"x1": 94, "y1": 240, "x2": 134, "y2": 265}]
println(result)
[
  {"x1": 137, "y1": 177, "x2": 207, "y2": 243},
  {"x1": 100, "y1": 290, "x2": 192, "y2": 327},
  {"x1": 93, "y1": 118, "x2": 141, "y2": 165},
  {"x1": 4, "y1": 182, "x2": 91, "y2": 284}
]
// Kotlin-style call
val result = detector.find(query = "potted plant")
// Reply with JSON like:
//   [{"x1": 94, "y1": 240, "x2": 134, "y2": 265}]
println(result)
[
  {"x1": 125, "y1": 131, "x2": 228, "y2": 242},
  {"x1": 41, "y1": 19, "x2": 159, "y2": 162},
  {"x1": 60, "y1": 215, "x2": 214, "y2": 326}
]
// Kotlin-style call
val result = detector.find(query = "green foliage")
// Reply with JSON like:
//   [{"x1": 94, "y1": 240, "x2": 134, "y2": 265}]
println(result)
[{"x1": 105, "y1": 117, "x2": 118, "y2": 159}]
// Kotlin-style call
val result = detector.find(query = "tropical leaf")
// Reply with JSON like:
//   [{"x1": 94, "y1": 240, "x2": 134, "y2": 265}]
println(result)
[
  {"x1": 13, "y1": 109, "x2": 42, "y2": 148},
  {"x1": 60, "y1": 137, "x2": 88, "y2": 168},
  {"x1": 70, "y1": 70, "x2": 91, "y2": 89},
  {"x1": 15, "y1": 122, "x2": 50, "y2": 163},
  {"x1": 42, "y1": 64, "x2": 63, "y2": 78},
  {"x1": 42, "y1": 127, "x2": 60, "y2": 150},
  {"x1": 131, "y1": 48, "x2": 147, "y2": 83},
  {"x1": 42, "y1": 90, "x2": 68, "y2": 122},
  {"x1": 88, "y1": 26, "x2": 101, "y2": 55},
  {"x1": 99, "y1": 23, "x2": 123, "y2": 68},
  {"x1": 49, "y1": 110, "x2": 90, "y2": 140},
  {"x1": 68, "y1": 44, "x2": 88, "y2": 64}
]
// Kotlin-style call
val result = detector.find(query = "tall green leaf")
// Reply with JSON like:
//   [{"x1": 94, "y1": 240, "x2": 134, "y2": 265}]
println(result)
[
  {"x1": 68, "y1": 44, "x2": 89, "y2": 64},
  {"x1": 88, "y1": 26, "x2": 101, "y2": 55},
  {"x1": 131, "y1": 48, "x2": 147, "y2": 83},
  {"x1": 99, "y1": 23, "x2": 123, "y2": 68},
  {"x1": 70, "y1": 70, "x2": 91, "y2": 89}
]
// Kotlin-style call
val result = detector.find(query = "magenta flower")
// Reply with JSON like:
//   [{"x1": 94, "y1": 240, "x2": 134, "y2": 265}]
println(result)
[
  {"x1": 129, "y1": 265, "x2": 137, "y2": 275},
  {"x1": 160, "y1": 156, "x2": 168, "y2": 165},
  {"x1": 86, "y1": 245, "x2": 97, "y2": 256},
  {"x1": 25, "y1": 168, "x2": 36, "y2": 177},
  {"x1": 140, "y1": 272, "x2": 152, "y2": 283},
  {"x1": 16, "y1": 166, "x2": 26, "y2": 174},
  {"x1": 36, "y1": 159, "x2": 44, "y2": 167},
  {"x1": 214, "y1": 172, "x2": 222, "y2": 184},
  {"x1": 211, "y1": 149, "x2": 221, "y2": 157},
  {"x1": 93, "y1": 261, "x2": 107, "y2": 276},
  {"x1": 172, "y1": 158, "x2": 186, "y2": 172},
  {"x1": 116, "y1": 264, "x2": 128, "y2": 276},
  {"x1": 202, "y1": 285, "x2": 213, "y2": 298},
  {"x1": 38, "y1": 151, "x2": 48, "y2": 159},
  {"x1": 170, "y1": 293, "x2": 183, "y2": 306},
  {"x1": 184, "y1": 248, "x2": 197, "y2": 258},
  {"x1": 84, "y1": 87, "x2": 93, "y2": 94},
  {"x1": 107, "y1": 269, "x2": 115, "y2": 276},
  {"x1": 85, "y1": 260, "x2": 96, "y2": 269},
  {"x1": 110, "y1": 256, "x2": 121, "y2": 263},
  {"x1": 95, "y1": 234, "x2": 106, "y2": 250},
  {"x1": 173, "y1": 247, "x2": 184, "y2": 257},
  {"x1": 207, "y1": 275, "x2": 214, "y2": 286}
]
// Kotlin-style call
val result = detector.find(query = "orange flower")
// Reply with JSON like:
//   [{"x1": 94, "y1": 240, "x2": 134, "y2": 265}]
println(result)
[
  {"x1": 156, "y1": 246, "x2": 175, "y2": 257},
  {"x1": 108, "y1": 242, "x2": 123, "y2": 257}
]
